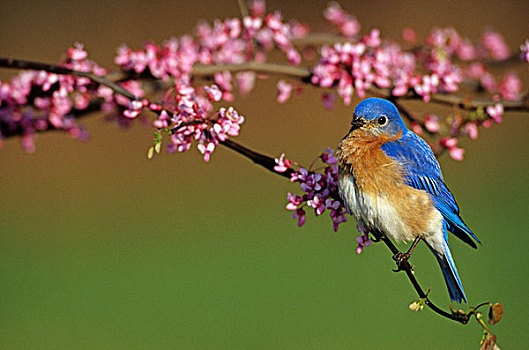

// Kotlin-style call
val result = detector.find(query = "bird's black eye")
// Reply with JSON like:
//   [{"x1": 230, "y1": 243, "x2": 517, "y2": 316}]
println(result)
[{"x1": 377, "y1": 115, "x2": 388, "y2": 126}]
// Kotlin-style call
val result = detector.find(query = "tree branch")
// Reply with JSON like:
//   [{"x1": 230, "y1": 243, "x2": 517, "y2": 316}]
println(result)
[
  {"x1": 0, "y1": 58, "x2": 137, "y2": 100},
  {"x1": 0, "y1": 56, "x2": 496, "y2": 325},
  {"x1": 192, "y1": 62, "x2": 311, "y2": 79},
  {"x1": 223, "y1": 138, "x2": 469, "y2": 324},
  {"x1": 2, "y1": 58, "x2": 527, "y2": 115},
  {"x1": 221, "y1": 139, "x2": 295, "y2": 179},
  {"x1": 193, "y1": 62, "x2": 529, "y2": 112}
]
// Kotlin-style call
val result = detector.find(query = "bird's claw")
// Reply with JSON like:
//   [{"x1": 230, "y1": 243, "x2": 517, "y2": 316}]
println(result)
[{"x1": 392, "y1": 251, "x2": 413, "y2": 273}]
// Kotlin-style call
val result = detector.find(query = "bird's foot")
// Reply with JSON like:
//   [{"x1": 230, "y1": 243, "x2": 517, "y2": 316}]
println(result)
[
  {"x1": 392, "y1": 251, "x2": 413, "y2": 273},
  {"x1": 392, "y1": 237, "x2": 421, "y2": 272}
]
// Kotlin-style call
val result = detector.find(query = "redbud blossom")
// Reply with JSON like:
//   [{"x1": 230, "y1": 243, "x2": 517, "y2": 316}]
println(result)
[
  {"x1": 277, "y1": 80, "x2": 293, "y2": 103},
  {"x1": 481, "y1": 31, "x2": 511, "y2": 61},
  {"x1": 486, "y1": 103, "x2": 504, "y2": 124},
  {"x1": 464, "y1": 122, "x2": 479, "y2": 140},
  {"x1": 441, "y1": 137, "x2": 465, "y2": 161},
  {"x1": 424, "y1": 114, "x2": 440, "y2": 133},
  {"x1": 274, "y1": 153, "x2": 292, "y2": 172},
  {"x1": 402, "y1": 27, "x2": 417, "y2": 44},
  {"x1": 284, "y1": 149, "x2": 348, "y2": 231},
  {"x1": 499, "y1": 73, "x2": 521, "y2": 101},
  {"x1": 235, "y1": 72, "x2": 256, "y2": 96},
  {"x1": 324, "y1": 2, "x2": 361, "y2": 37}
]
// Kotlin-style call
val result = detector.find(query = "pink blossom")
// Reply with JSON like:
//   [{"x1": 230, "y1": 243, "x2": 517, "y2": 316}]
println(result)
[
  {"x1": 277, "y1": 80, "x2": 293, "y2": 103},
  {"x1": 289, "y1": 20, "x2": 310, "y2": 38},
  {"x1": 456, "y1": 39, "x2": 477, "y2": 60},
  {"x1": 410, "y1": 122, "x2": 423, "y2": 135},
  {"x1": 250, "y1": 0, "x2": 266, "y2": 17},
  {"x1": 286, "y1": 192, "x2": 303, "y2": 210},
  {"x1": 323, "y1": 2, "x2": 360, "y2": 37},
  {"x1": 481, "y1": 31, "x2": 511, "y2": 60},
  {"x1": 162, "y1": 83, "x2": 243, "y2": 161},
  {"x1": 355, "y1": 230, "x2": 372, "y2": 254},
  {"x1": 235, "y1": 72, "x2": 256, "y2": 96},
  {"x1": 424, "y1": 114, "x2": 440, "y2": 133},
  {"x1": 123, "y1": 99, "x2": 143, "y2": 118},
  {"x1": 197, "y1": 141, "x2": 216, "y2": 162},
  {"x1": 321, "y1": 93, "x2": 336, "y2": 110},
  {"x1": 392, "y1": 84, "x2": 409, "y2": 97},
  {"x1": 307, "y1": 195, "x2": 326, "y2": 216},
  {"x1": 448, "y1": 146, "x2": 465, "y2": 161},
  {"x1": 320, "y1": 148, "x2": 338, "y2": 165},
  {"x1": 441, "y1": 137, "x2": 465, "y2": 161},
  {"x1": 153, "y1": 110, "x2": 171, "y2": 129},
  {"x1": 285, "y1": 149, "x2": 348, "y2": 231},
  {"x1": 274, "y1": 153, "x2": 292, "y2": 172},
  {"x1": 355, "y1": 224, "x2": 372, "y2": 254},
  {"x1": 243, "y1": 16, "x2": 262, "y2": 38},
  {"x1": 67, "y1": 42, "x2": 88, "y2": 61},
  {"x1": 486, "y1": 103, "x2": 504, "y2": 123},
  {"x1": 480, "y1": 73, "x2": 497, "y2": 93},
  {"x1": 286, "y1": 48, "x2": 301, "y2": 65},
  {"x1": 341, "y1": 18, "x2": 361, "y2": 37},
  {"x1": 441, "y1": 137, "x2": 457, "y2": 148},
  {"x1": 464, "y1": 122, "x2": 479, "y2": 140},
  {"x1": 292, "y1": 208, "x2": 306, "y2": 227},
  {"x1": 214, "y1": 71, "x2": 233, "y2": 93},
  {"x1": 265, "y1": 11, "x2": 282, "y2": 32},
  {"x1": 364, "y1": 29, "x2": 381, "y2": 48},
  {"x1": 21, "y1": 133, "x2": 36, "y2": 153},
  {"x1": 465, "y1": 63, "x2": 486, "y2": 79},
  {"x1": 205, "y1": 85, "x2": 223, "y2": 102},
  {"x1": 323, "y1": 2, "x2": 347, "y2": 25},
  {"x1": 402, "y1": 27, "x2": 417, "y2": 44},
  {"x1": 499, "y1": 73, "x2": 521, "y2": 101}
]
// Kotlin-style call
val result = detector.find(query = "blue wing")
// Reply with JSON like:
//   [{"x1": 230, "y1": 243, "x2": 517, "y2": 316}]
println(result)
[{"x1": 381, "y1": 131, "x2": 480, "y2": 248}]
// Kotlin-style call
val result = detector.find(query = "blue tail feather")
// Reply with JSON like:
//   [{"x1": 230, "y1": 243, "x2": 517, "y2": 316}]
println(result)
[{"x1": 432, "y1": 239, "x2": 467, "y2": 303}]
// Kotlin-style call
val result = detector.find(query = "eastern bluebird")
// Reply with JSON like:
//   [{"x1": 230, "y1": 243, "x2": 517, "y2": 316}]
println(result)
[{"x1": 336, "y1": 98, "x2": 480, "y2": 303}]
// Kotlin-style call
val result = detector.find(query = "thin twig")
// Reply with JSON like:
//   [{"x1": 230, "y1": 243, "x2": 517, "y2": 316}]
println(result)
[
  {"x1": 237, "y1": 0, "x2": 249, "y2": 17},
  {"x1": 0, "y1": 58, "x2": 138, "y2": 100},
  {"x1": 193, "y1": 62, "x2": 311, "y2": 79},
  {"x1": 221, "y1": 138, "x2": 295, "y2": 179}
]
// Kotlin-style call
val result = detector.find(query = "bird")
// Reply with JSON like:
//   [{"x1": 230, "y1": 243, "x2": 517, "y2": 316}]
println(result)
[{"x1": 336, "y1": 97, "x2": 479, "y2": 303}]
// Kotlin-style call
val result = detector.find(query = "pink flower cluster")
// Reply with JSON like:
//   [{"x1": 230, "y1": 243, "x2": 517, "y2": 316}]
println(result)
[
  {"x1": 355, "y1": 224, "x2": 372, "y2": 254},
  {"x1": 464, "y1": 63, "x2": 522, "y2": 100},
  {"x1": 275, "y1": 148, "x2": 348, "y2": 231},
  {"x1": 324, "y1": 2, "x2": 361, "y2": 37},
  {"x1": 114, "y1": 2, "x2": 306, "y2": 100},
  {"x1": 440, "y1": 137, "x2": 465, "y2": 161},
  {"x1": 311, "y1": 23, "x2": 526, "y2": 107},
  {"x1": 154, "y1": 82, "x2": 244, "y2": 162},
  {"x1": 411, "y1": 101, "x2": 505, "y2": 161},
  {"x1": 0, "y1": 43, "x2": 112, "y2": 151},
  {"x1": 311, "y1": 25, "x2": 466, "y2": 104}
]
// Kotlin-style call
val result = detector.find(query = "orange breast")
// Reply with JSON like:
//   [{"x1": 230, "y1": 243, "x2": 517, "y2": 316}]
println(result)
[{"x1": 337, "y1": 129, "x2": 436, "y2": 237}]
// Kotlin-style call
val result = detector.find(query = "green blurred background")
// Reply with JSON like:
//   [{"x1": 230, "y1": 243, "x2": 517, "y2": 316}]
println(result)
[{"x1": 1, "y1": 0, "x2": 528, "y2": 348}]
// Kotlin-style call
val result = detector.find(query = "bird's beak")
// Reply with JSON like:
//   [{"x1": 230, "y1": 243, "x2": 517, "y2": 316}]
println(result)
[{"x1": 349, "y1": 117, "x2": 366, "y2": 132}]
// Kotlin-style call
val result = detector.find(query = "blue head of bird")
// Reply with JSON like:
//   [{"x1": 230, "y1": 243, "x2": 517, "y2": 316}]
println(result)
[{"x1": 347, "y1": 98, "x2": 408, "y2": 140}]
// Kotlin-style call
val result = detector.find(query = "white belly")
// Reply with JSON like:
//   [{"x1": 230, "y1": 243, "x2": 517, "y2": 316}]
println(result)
[{"x1": 338, "y1": 173, "x2": 443, "y2": 245}]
